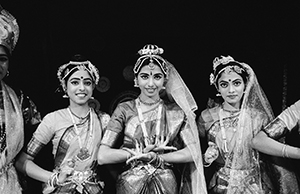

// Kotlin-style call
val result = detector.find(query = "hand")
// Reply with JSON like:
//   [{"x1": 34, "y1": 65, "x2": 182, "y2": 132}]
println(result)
[
  {"x1": 123, "y1": 147, "x2": 156, "y2": 164},
  {"x1": 204, "y1": 142, "x2": 219, "y2": 164},
  {"x1": 57, "y1": 166, "x2": 74, "y2": 184},
  {"x1": 152, "y1": 134, "x2": 177, "y2": 152}
]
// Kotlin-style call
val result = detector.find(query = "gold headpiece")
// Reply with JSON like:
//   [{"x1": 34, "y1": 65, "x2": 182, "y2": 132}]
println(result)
[
  {"x1": 133, "y1": 44, "x2": 168, "y2": 76},
  {"x1": 57, "y1": 60, "x2": 100, "y2": 92},
  {"x1": 0, "y1": 5, "x2": 19, "y2": 54},
  {"x1": 210, "y1": 55, "x2": 246, "y2": 85}
]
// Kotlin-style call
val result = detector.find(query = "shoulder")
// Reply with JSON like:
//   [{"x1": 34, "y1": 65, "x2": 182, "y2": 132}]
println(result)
[
  {"x1": 200, "y1": 106, "x2": 220, "y2": 123},
  {"x1": 43, "y1": 109, "x2": 68, "y2": 120},
  {"x1": 97, "y1": 111, "x2": 111, "y2": 129}
]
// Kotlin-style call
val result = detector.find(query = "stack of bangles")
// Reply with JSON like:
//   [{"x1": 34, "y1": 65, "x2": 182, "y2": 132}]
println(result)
[
  {"x1": 281, "y1": 144, "x2": 289, "y2": 158},
  {"x1": 149, "y1": 153, "x2": 164, "y2": 168},
  {"x1": 48, "y1": 172, "x2": 63, "y2": 188}
]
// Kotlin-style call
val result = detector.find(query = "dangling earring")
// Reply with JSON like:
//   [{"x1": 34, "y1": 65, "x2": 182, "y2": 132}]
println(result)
[
  {"x1": 6, "y1": 70, "x2": 9, "y2": 77},
  {"x1": 134, "y1": 78, "x2": 139, "y2": 87}
]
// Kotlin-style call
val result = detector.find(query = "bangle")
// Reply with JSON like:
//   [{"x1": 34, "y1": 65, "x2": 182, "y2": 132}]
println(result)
[{"x1": 281, "y1": 144, "x2": 289, "y2": 158}]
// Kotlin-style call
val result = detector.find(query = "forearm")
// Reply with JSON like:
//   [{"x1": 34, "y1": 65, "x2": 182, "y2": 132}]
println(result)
[
  {"x1": 16, "y1": 152, "x2": 53, "y2": 183},
  {"x1": 252, "y1": 131, "x2": 300, "y2": 159},
  {"x1": 98, "y1": 145, "x2": 129, "y2": 165},
  {"x1": 160, "y1": 147, "x2": 192, "y2": 163}
]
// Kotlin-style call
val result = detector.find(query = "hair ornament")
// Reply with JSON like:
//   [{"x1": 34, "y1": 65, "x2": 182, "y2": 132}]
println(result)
[
  {"x1": 57, "y1": 60, "x2": 100, "y2": 92},
  {"x1": 210, "y1": 55, "x2": 246, "y2": 85},
  {"x1": 213, "y1": 55, "x2": 235, "y2": 71},
  {"x1": 0, "y1": 5, "x2": 19, "y2": 54},
  {"x1": 134, "y1": 44, "x2": 168, "y2": 75}
]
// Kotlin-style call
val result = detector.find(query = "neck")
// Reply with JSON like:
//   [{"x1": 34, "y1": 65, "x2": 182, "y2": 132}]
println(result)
[
  {"x1": 138, "y1": 95, "x2": 161, "y2": 106},
  {"x1": 69, "y1": 104, "x2": 90, "y2": 118},
  {"x1": 222, "y1": 102, "x2": 240, "y2": 111}
]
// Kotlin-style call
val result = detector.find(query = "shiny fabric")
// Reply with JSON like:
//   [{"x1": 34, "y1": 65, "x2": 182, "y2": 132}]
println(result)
[
  {"x1": 263, "y1": 99, "x2": 300, "y2": 193},
  {"x1": 198, "y1": 106, "x2": 271, "y2": 194},
  {"x1": 101, "y1": 100, "x2": 199, "y2": 194},
  {"x1": 27, "y1": 108, "x2": 109, "y2": 194},
  {"x1": 0, "y1": 82, "x2": 24, "y2": 194}
]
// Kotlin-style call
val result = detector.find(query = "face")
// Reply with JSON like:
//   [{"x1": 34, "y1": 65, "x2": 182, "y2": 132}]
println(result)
[
  {"x1": 217, "y1": 71, "x2": 245, "y2": 109},
  {"x1": 0, "y1": 46, "x2": 9, "y2": 81},
  {"x1": 137, "y1": 64, "x2": 165, "y2": 99},
  {"x1": 66, "y1": 69, "x2": 94, "y2": 106}
]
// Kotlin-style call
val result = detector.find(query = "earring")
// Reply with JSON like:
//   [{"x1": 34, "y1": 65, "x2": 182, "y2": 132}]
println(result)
[
  {"x1": 63, "y1": 94, "x2": 69, "y2": 98},
  {"x1": 162, "y1": 86, "x2": 166, "y2": 89},
  {"x1": 6, "y1": 70, "x2": 9, "y2": 77},
  {"x1": 90, "y1": 96, "x2": 94, "y2": 99},
  {"x1": 134, "y1": 78, "x2": 139, "y2": 87},
  {"x1": 216, "y1": 93, "x2": 221, "y2": 97}
]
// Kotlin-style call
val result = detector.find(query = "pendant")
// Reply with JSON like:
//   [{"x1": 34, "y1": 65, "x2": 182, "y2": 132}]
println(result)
[{"x1": 77, "y1": 147, "x2": 90, "y2": 161}]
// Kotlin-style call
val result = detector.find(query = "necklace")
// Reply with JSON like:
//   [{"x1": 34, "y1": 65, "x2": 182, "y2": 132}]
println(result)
[
  {"x1": 67, "y1": 108, "x2": 93, "y2": 161},
  {"x1": 69, "y1": 107, "x2": 90, "y2": 121},
  {"x1": 222, "y1": 104, "x2": 240, "y2": 116},
  {"x1": 138, "y1": 96, "x2": 161, "y2": 106},
  {"x1": 136, "y1": 99, "x2": 163, "y2": 146}
]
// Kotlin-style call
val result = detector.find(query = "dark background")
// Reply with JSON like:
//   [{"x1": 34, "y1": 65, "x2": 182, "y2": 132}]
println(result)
[{"x1": 2, "y1": 1, "x2": 300, "y2": 193}]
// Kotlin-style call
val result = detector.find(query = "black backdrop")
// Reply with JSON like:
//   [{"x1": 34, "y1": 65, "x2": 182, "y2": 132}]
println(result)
[{"x1": 1, "y1": 1, "x2": 300, "y2": 193}]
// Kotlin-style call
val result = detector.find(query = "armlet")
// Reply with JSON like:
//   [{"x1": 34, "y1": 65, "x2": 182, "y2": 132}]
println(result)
[
  {"x1": 25, "y1": 137, "x2": 45, "y2": 158},
  {"x1": 264, "y1": 117, "x2": 288, "y2": 140}
]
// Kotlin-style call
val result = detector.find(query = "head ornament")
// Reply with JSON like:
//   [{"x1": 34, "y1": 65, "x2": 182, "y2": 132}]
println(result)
[
  {"x1": 210, "y1": 55, "x2": 246, "y2": 86},
  {"x1": 133, "y1": 44, "x2": 168, "y2": 76},
  {"x1": 0, "y1": 5, "x2": 19, "y2": 54},
  {"x1": 57, "y1": 60, "x2": 100, "y2": 92}
]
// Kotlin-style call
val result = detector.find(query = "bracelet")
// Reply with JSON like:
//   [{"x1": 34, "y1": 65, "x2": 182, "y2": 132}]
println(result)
[
  {"x1": 149, "y1": 153, "x2": 164, "y2": 168},
  {"x1": 281, "y1": 144, "x2": 289, "y2": 158}
]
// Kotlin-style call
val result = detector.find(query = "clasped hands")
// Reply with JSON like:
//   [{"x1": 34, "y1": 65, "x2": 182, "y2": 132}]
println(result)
[{"x1": 123, "y1": 134, "x2": 177, "y2": 164}]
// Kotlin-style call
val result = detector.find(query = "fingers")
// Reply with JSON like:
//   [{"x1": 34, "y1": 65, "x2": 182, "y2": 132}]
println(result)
[
  {"x1": 122, "y1": 147, "x2": 136, "y2": 156},
  {"x1": 143, "y1": 144, "x2": 156, "y2": 153},
  {"x1": 126, "y1": 153, "x2": 149, "y2": 164},
  {"x1": 153, "y1": 146, "x2": 177, "y2": 152}
]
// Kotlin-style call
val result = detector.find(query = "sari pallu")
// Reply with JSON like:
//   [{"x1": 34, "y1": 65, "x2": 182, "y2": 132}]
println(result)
[
  {"x1": 44, "y1": 110, "x2": 104, "y2": 194},
  {"x1": 0, "y1": 82, "x2": 24, "y2": 194}
]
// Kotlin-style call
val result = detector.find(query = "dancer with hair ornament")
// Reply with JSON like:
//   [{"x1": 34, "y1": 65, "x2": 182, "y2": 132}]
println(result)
[{"x1": 98, "y1": 44, "x2": 207, "y2": 194}]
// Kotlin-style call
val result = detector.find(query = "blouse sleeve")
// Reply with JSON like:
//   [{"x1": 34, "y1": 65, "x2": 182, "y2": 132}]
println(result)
[
  {"x1": 101, "y1": 104, "x2": 126, "y2": 147},
  {"x1": 25, "y1": 113, "x2": 56, "y2": 158},
  {"x1": 277, "y1": 100, "x2": 300, "y2": 130}
]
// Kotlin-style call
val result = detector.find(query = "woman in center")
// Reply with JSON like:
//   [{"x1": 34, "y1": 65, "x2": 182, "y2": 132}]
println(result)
[{"x1": 98, "y1": 44, "x2": 207, "y2": 194}]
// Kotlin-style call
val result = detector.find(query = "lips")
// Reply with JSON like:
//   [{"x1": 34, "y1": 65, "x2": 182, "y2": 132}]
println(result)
[
  {"x1": 227, "y1": 95, "x2": 237, "y2": 99},
  {"x1": 146, "y1": 88, "x2": 156, "y2": 93},
  {"x1": 76, "y1": 93, "x2": 87, "y2": 97}
]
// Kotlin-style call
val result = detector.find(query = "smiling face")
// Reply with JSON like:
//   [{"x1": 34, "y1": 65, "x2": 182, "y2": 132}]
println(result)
[
  {"x1": 66, "y1": 69, "x2": 94, "y2": 107},
  {"x1": 137, "y1": 63, "x2": 165, "y2": 100},
  {"x1": 217, "y1": 70, "x2": 245, "y2": 109},
  {"x1": 0, "y1": 46, "x2": 9, "y2": 81}
]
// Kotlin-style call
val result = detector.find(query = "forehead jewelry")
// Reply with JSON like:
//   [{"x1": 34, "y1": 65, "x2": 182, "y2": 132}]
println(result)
[{"x1": 148, "y1": 58, "x2": 155, "y2": 70}]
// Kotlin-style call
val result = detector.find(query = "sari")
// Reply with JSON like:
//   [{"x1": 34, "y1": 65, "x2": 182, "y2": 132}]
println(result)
[
  {"x1": 26, "y1": 108, "x2": 110, "y2": 194},
  {"x1": 0, "y1": 82, "x2": 24, "y2": 193},
  {"x1": 101, "y1": 99, "x2": 204, "y2": 194},
  {"x1": 198, "y1": 106, "x2": 272, "y2": 193}
]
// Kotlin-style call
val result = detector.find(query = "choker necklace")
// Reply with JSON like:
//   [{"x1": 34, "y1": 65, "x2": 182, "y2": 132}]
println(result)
[
  {"x1": 68, "y1": 107, "x2": 91, "y2": 121},
  {"x1": 222, "y1": 108, "x2": 240, "y2": 115},
  {"x1": 138, "y1": 96, "x2": 161, "y2": 106}
]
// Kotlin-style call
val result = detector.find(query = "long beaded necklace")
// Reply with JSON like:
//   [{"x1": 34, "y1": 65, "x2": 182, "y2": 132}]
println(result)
[
  {"x1": 218, "y1": 108, "x2": 240, "y2": 155},
  {"x1": 136, "y1": 98, "x2": 163, "y2": 146},
  {"x1": 67, "y1": 108, "x2": 93, "y2": 161}
]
